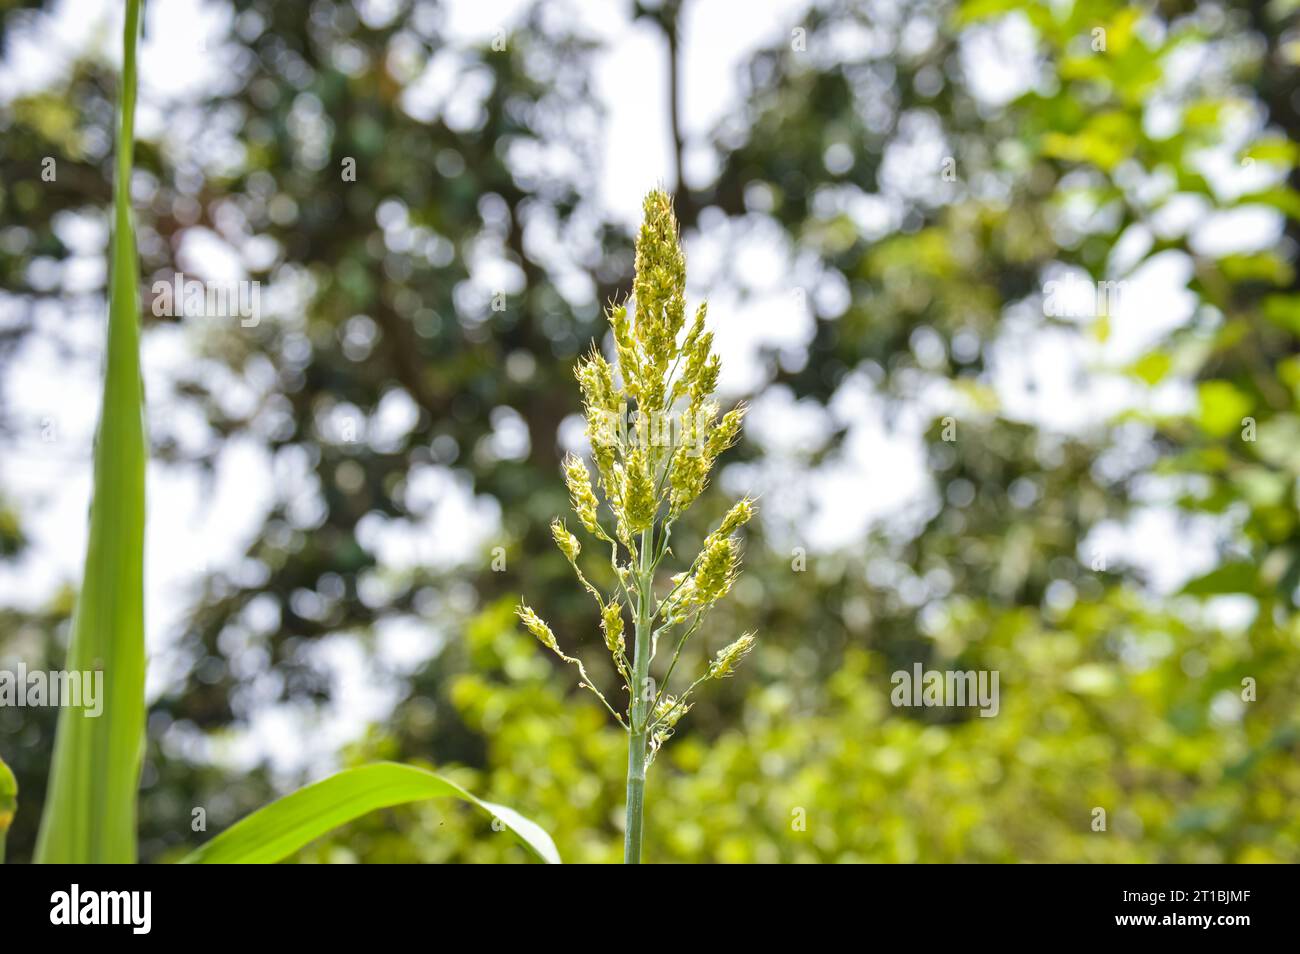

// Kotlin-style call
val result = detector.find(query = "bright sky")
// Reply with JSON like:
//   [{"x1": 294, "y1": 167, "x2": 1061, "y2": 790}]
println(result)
[{"x1": 0, "y1": 0, "x2": 1277, "y2": 775}]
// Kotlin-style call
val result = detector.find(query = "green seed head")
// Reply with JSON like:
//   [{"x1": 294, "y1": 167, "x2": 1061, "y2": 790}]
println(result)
[
  {"x1": 622, "y1": 446, "x2": 656, "y2": 533},
  {"x1": 706, "y1": 406, "x2": 746, "y2": 459},
  {"x1": 653, "y1": 693, "x2": 688, "y2": 728},
  {"x1": 516, "y1": 604, "x2": 558, "y2": 653},
  {"x1": 692, "y1": 533, "x2": 739, "y2": 607},
  {"x1": 708, "y1": 632, "x2": 757, "y2": 680},
  {"x1": 686, "y1": 341, "x2": 719, "y2": 406},
  {"x1": 718, "y1": 497, "x2": 756, "y2": 537},
  {"x1": 601, "y1": 600, "x2": 626, "y2": 656},
  {"x1": 550, "y1": 518, "x2": 581, "y2": 563},
  {"x1": 563, "y1": 455, "x2": 603, "y2": 537},
  {"x1": 576, "y1": 348, "x2": 618, "y2": 413},
  {"x1": 608, "y1": 303, "x2": 642, "y2": 401},
  {"x1": 634, "y1": 190, "x2": 688, "y2": 358},
  {"x1": 668, "y1": 400, "x2": 718, "y2": 516},
  {"x1": 520, "y1": 189, "x2": 755, "y2": 750}
]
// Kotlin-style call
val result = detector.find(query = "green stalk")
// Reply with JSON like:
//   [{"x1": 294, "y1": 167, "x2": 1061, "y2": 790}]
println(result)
[
  {"x1": 35, "y1": 0, "x2": 146, "y2": 863},
  {"x1": 623, "y1": 526, "x2": 653, "y2": 864}
]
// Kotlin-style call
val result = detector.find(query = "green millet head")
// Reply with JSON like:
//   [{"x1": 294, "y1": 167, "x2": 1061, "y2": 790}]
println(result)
[
  {"x1": 563, "y1": 455, "x2": 603, "y2": 537},
  {"x1": 670, "y1": 303, "x2": 710, "y2": 404},
  {"x1": 601, "y1": 599, "x2": 626, "y2": 656},
  {"x1": 661, "y1": 571, "x2": 696, "y2": 624},
  {"x1": 683, "y1": 301, "x2": 706, "y2": 348},
  {"x1": 608, "y1": 302, "x2": 642, "y2": 401},
  {"x1": 652, "y1": 693, "x2": 688, "y2": 729},
  {"x1": 717, "y1": 497, "x2": 756, "y2": 537},
  {"x1": 515, "y1": 604, "x2": 558, "y2": 653},
  {"x1": 706, "y1": 406, "x2": 746, "y2": 459},
  {"x1": 583, "y1": 400, "x2": 621, "y2": 499},
  {"x1": 576, "y1": 347, "x2": 618, "y2": 415},
  {"x1": 550, "y1": 518, "x2": 581, "y2": 563},
  {"x1": 622, "y1": 446, "x2": 657, "y2": 533},
  {"x1": 667, "y1": 398, "x2": 720, "y2": 516},
  {"x1": 669, "y1": 451, "x2": 710, "y2": 518},
  {"x1": 708, "y1": 632, "x2": 756, "y2": 680},
  {"x1": 650, "y1": 693, "x2": 690, "y2": 753},
  {"x1": 685, "y1": 335, "x2": 719, "y2": 406},
  {"x1": 519, "y1": 190, "x2": 756, "y2": 753},
  {"x1": 633, "y1": 189, "x2": 688, "y2": 357},
  {"x1": 692, "y1": 533, "x2": 739, "y2": 607},
  {"x1": 590, "y1": 440, "x2": 618, "y2": 495}
]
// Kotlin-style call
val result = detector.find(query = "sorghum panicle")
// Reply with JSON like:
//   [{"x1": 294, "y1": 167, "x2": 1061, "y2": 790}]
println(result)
[{"x1": 518, "y1": 187, "x2": 756, "y2": 777}]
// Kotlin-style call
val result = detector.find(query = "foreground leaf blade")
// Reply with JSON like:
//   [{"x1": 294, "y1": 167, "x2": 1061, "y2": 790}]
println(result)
[
  {"x1": 0, "y1": 754, "x2": 16, "y2": 863},
  {"x1": 180, "y1": 762, "x2": 561, "y2": 864},
  {"x1": 34, "y1": 0, "x2": 146, "y2": 863}
]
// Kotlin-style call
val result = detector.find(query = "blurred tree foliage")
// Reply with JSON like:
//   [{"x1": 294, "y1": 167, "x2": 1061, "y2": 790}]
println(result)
[{"x1": 1, "y1": 0, "x2": 1297, "y2": 862}]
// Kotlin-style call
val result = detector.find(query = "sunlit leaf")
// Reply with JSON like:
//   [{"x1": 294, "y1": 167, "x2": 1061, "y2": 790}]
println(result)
[
  {"x1": 1196, "y1": 380, "x2": 1251, "y2": 438},
  {"x1": 0, "y1": 754, "x2": 16, "y2": 864},
  {"x1": 1181, "y1": 562, "x2": 1257, "y2": 596},
  {"x1": 180, "y1": 762, "x2": 561, "y2": 864},
  {"x1": 34, "y1": 0, "x2": 146, "y2": 865}
]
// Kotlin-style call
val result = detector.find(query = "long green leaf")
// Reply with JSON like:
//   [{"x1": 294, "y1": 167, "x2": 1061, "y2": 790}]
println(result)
[
  {"x1": 34, "y1": 0, "x2": 146, "y2": 863},
  {"x1": 0, "y1": 754, "x2": 15, "y2": 863},
  {"x1": 180, "y1": 762, "x2": 561, "y2": 864}
]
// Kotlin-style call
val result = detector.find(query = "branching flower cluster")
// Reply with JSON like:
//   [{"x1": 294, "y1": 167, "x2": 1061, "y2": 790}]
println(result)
[{"x1": 516, "y1": 191, "x2": 755, "y2": 860}]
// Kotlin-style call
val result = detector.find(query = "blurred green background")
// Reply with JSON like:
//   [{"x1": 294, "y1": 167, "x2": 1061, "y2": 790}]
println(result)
[{"x1": 1, "y1": 0, "x2": 1298, "y2": 862}]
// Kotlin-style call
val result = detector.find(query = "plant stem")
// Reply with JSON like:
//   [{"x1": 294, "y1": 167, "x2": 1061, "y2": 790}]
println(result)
[{"x1": 624, "y1": 526, "x2": 654, "y2": 863}]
